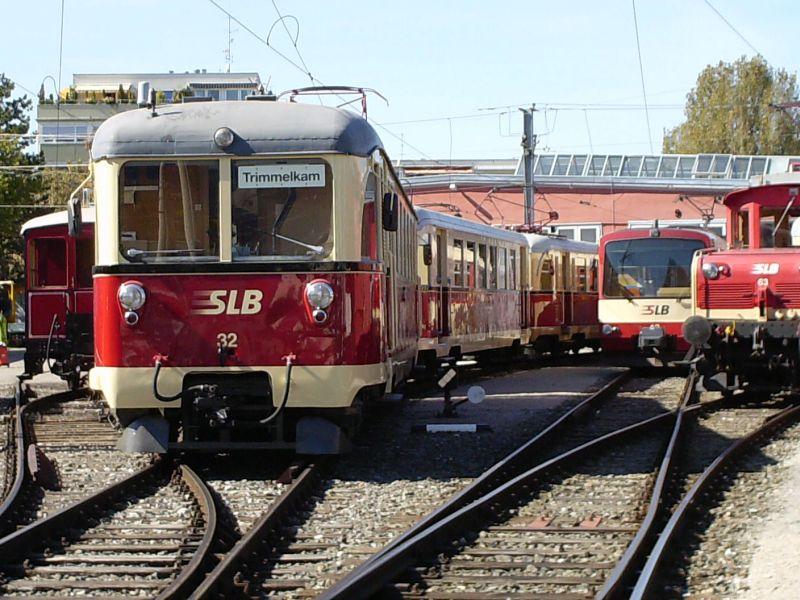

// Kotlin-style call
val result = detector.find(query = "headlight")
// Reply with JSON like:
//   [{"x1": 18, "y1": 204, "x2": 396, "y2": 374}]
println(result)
[
  {"x1": 305, "y1": 281, "x2": 334, "y2": 309},
  {"x1": 118, "y1": 282, "x2": 146, "y2": 311},
  {"x1": 702, "y1": 262, "x2": 720, "y2": 279},
  {"x1": 214, "y1": 126, "x2": 235, "y2": 148},
  {"x1": 602, "y1": 324, "x2": 619, "y2": 335}
]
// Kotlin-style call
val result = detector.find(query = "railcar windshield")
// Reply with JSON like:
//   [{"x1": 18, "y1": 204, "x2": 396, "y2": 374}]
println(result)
[
  {"x1": 603, "y1": 237, "x2": 705, "y2": 299},
  {"x1": 119, "y1": 161, "x2": 219, "y2": 262},
  {"x1": 231, "y1": 160, "x2": 333, "y2": 260}
]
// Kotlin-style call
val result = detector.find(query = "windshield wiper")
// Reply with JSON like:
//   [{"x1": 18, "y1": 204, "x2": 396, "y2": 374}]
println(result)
[
  {"x1": 271, "y1": 233, "x2": 324, "y2": 255},
  {"x1": 126, "y1": 248, "x2": 205, "y2": 262}
]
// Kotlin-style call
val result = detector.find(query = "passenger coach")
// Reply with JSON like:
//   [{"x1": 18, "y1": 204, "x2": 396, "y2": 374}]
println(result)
[
  {"x1": 599, "y1": 225, "x2": 724, "y2": 364},
  {"x1": 87, "y1": 96, "x2": 416, "y2": 453}
]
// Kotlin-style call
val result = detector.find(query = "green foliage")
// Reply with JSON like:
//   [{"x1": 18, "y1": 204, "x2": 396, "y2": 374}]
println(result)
[
  {"x1": 0, "y1": 73, "x2": 44, "y2": 282},
  {"x1": 664, "y1": 56, "x2": 800, "y2": 155}
]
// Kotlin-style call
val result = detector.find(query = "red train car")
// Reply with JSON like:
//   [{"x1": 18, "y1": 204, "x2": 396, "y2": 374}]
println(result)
[
  {"x1": 21, "y1": 208, "x2": 95, "y2": 388},
  {"x1": 599, "y1": 226, "x2": 724, "y2": 365},
  {"x1": 86, "y1": 94, "x2": 417, "y2": 453},
  {"x1": 683, "y1": 176, "x2": 800, "y2": 389}
]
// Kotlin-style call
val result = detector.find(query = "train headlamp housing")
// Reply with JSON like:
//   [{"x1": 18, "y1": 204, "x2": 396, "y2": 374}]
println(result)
[
  {"x1": 602, "y1": 324, "x2": 620, "y2": 336},
  {"x1": 305, "y1": 280, "x2": 334, "y2": 309},
  {"x1": 118, "y1": 282, "x2": 147, "y2": 311},
  {"x1": 702, "y1": 262, "x2": 720, "y2": 280},
  {"x1": 214, "y1": 127, "x2": 235, "y2": 149}
]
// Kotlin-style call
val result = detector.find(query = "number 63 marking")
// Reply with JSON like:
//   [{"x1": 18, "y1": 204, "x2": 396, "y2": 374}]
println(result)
[{"x1": 217, "y1": 332, "x2": 238, "y2": 348}]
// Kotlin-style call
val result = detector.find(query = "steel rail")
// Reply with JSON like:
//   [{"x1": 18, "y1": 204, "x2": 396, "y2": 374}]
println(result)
[
  {"x1": 0, "y1": 388, "x2": 88, "y2": 535},
  {"x1": 630, "y1": 401, "x2": 800, "y2": 599},
  {"x1": 346, "y1": 369, "x2": 631, "y2": 573},
  {"x1": 320, "y1": 396, "x2": 687, "y2": 600},
  {"x1": 156, "y1": 464, "x2": 219, "y2": 599},
  {"x1": 596, "y1": 371, "x2": 698, "y2": 598},
  {"x1": 0, "y1": 460, "x2": 163, "y2": 562},
  {"x1": 190, "y1": 461, "x2": 325, "y2": 599}
]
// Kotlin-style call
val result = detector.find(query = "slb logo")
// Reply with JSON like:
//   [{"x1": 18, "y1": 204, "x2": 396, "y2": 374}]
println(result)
[
  {"x1": 191, "y1": 290, "x2": 263, "y2": 315},
  {"x1": 752, "y1": 263, "x2": 779, "y2": 275},
  {"x1": 641, "y1": 304, "x2": 670, "y2": 316}
]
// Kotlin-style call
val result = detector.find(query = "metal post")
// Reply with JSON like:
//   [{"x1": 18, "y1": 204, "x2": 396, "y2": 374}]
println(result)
[{"x1": 520, "y1": 106, "x2": 537, "y2": 226}]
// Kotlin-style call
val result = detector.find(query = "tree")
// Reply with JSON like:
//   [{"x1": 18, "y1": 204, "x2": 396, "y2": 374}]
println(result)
[
  {"x1": 663, "y1": 56, "x2": 800, "y2": 155},
  {"x1": 0, "y1": 74, "x2": 43, "y2": 282}
]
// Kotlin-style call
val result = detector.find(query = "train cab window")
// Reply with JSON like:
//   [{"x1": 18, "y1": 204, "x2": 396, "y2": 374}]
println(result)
[
  {"x1": 540, "y1": 256, "x2": 554, "y2": 290},
  {"x1": 489, "y1": 247, "x2": 497, "y2": 289},
  {"x1": 736, "y1": 210, "x2": 749, "y2": 248},
  {"x1": 361, "y1": 173, "x2": 378, "y2": 261},
  {"x1": 603, "y1": 238, "x2": 705, "y2": 299},
  {"x1": 75, "y1": 238, "x2": 94, "y2": 288},
  {"x1": 477, "y1": 244, "x2": 487, "y2": 288},
  {"x1": 465, "y1": 242, "x2": 476, "y2": 288},
  {"x1": 232, "y1": 160, "x2": 332, "y2": 260},
  {"x1": 759, "y1": 209, "x2": 800, "y2": 248},
  {"x1": 31, "y1": 238, "x2": 67, "y2": 288},
  {"x1": 119, "y1": 161, "x2": 219, "y2": 262},
  {"x1": 498, "y1": 248, "x2": 507, "y2": 289},
  {"x1": 452, "y1": 239, "x2": 464, "y2": 287}
]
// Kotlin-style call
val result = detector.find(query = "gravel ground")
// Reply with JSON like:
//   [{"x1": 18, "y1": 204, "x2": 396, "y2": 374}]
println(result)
[
  {"x1": 240, "y1": 365, "x2": 620, "y2": 596},
  {"x1": 660, "y1": 417, "x2": 800, "y2": 598}
]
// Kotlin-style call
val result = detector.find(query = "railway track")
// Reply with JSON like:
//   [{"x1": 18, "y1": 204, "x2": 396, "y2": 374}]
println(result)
[
  {"x1": 0, "y1": 389, "x2": 151, "y2": 536},
  {"x1": 0, "y1": 459, "x2": 216, "y2": 597}
]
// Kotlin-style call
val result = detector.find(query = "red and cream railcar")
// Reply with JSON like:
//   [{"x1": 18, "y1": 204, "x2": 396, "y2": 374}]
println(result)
[
  {"x1": 683, "y1": 177, "x2": 800, "y2": 389},
  {"x1": 416, "y1": 209, "x2": 526, "y2": 365},
  {"x1": 87, "y1": 97, "x2": 416, "y2": 453},
  {"x1": 599, "y1": 226, "x2": 725, "y2": 364},
  {"x1": 21, "y1": 208, "x2": 95, "y2": 387},
  {"x1": 523, "y1": 234, "x2": 600, "y2": 355}
]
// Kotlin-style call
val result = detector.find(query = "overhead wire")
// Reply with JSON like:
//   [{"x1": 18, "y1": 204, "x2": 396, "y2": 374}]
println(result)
[
  {"x1": 631, "y1": 0, "x2": 654, "y2": 154},
  {"x1": 702, "y1": 0, "x2": 762, "y2": 57}
]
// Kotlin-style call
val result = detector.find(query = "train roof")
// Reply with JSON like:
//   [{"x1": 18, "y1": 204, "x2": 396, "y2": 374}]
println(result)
[
  {"x1": 601, "y1": 226, "x2": 725, "y2": 249},
  {"x1": 724, "y1": 178, "x2": 800, "y2": 209},
  {"x1": 20, "y1": 206, "x2": 96, "y2": 235},
  {"x1": 415, "y1": 208, "x2": 527, "y2": 245},
  {"x1": 524, "y1": 233, "x2": 598, "y2": 254},
  {"x1": 91, "y1": 101, "x2": 384, "y2": 160}
]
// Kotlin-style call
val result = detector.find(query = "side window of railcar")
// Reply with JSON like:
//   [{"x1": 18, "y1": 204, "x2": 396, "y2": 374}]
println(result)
[
  {"x1": 589, "y1": 259, "x2": 598, "y2": 292},
  {"x1": 489, "y1": 247, "x2": 497, "y2": 289},
  {"x1": 119, "y1": 161, "x2": 220, "y2": 262},
  {"x1": 452, "y1": 239, "x2": 464, "y2": 287},
  {"x1": 509, "y1": 249, "x2": 517, "y2": 289},
  {"x1": 498, "y1": 248, "x2": 507, "y2": 289},
  {"x1": 76, "y1": 238, "x2": 93, "y2": 288},
  {"x1": 231, "y1": 160, "x2": 332, "y2": 260},
  {"x1": 465, "y1": 242, "x2": 476, "y2": 288},
  {"x1": 540, "y1": 256, "x2": 554, "y2": 291},
  {"x1": 417, "y1": 232, "x2": 431, "y2": 285},
  {"x1": 361, "y1": 173, "x2": 378, "y2": 261},
  {"x1": 31, "y1": 238, "x2": 67, "y2": 288},
  {"x1": 575, "y1": 258, "x2": 588, "y2": 292},
  {"x1": 477, "y1": 244, "x2": 487, "y2": 288}
]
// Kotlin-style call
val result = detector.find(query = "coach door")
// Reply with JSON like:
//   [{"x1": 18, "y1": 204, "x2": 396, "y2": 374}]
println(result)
[{"x1": 436, "y1": 230, "x2": 450, "y2": 338}]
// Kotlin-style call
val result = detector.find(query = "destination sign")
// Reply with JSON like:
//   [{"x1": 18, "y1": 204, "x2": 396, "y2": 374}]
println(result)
[{"x1": 237, "y1": 164, "x2": 326, "y2": 189}]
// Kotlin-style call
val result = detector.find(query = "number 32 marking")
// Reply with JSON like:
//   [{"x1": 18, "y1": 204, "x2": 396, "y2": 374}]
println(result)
[{"x1": 217, "y1": 332, "x2": 238, "y2": 348}]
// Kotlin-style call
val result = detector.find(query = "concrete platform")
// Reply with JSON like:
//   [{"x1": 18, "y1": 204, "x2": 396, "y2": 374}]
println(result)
[{"x1": 0, "y1": 348, "x2": 67, "y2": 399}]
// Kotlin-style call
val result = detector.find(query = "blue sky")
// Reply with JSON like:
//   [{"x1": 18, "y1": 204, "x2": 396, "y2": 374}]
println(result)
[{"x1": 5, "y1": 0, "x2": 798, "y2": 160}]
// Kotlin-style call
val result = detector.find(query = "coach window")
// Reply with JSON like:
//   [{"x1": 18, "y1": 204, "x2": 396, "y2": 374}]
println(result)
[
  {"x1": 231, "y1": 160, "x2": 332, "y2": 260},
  {"x1": 31, "y1": 238, "x2": 67, "y2": 287},
  {"x1": 361, "y1": 173, "x2": 378, "y2": 261},
  {"x1": 589, "y1": 259, "x2": 598, "y2": 292},
  {"x1": 498, "y1": 247, "x2": 507, "y2": 289},
  {"x1": 576, "y1": 258, "x2": 588, "y2": 291},
  {"x1": 540, "y1": 256, "x2": 554, "y2": 291},
  {"x1": 477, "y1": 244, "x2": 487, "y2": 288},
  {"x1": 452, "y1": 239, "x2": 464, "y2": 287},
  {"x1": 465, "y1": 242, "x2": 476, "y2": 288},
  {"x1": 489, "y1": 246, "x2": 497, "y2": 289},
  {"x1": 509, "y1": 249, "x2": 517, "y2": 289},
  {"x1": 76, "y1": 238, "x2": 94, "y2": 288},
  {"x1": 119, "y1": 161, "x2": 219, "y2": 262}
]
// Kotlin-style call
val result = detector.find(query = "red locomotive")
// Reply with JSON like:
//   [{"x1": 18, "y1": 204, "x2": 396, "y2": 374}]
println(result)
[
  {"x1": 20, "y1": 207, "x2": 95, "y2": 388},
  {"x1": 599, "y1": 225, "x2": 725, "y2": 365},
  {"x1": 682, "y1": 176, "x2": 800, "y2": 389}
]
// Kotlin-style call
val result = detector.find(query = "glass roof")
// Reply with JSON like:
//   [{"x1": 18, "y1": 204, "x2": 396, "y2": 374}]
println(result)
[{"x1": 528, "y1": 153, "x2": 778, "y2": 180}]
